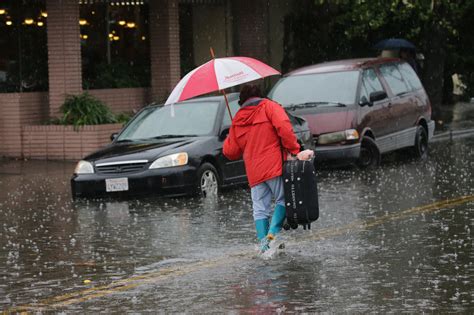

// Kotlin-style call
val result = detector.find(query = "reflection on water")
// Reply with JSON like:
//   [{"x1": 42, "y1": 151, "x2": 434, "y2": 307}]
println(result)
[
  {"x1": 438, "y1": 102, "x2": 474, "y2": 131},
  {"x1": 0, "y1": 136, "x2": 473, "y2": 312}
]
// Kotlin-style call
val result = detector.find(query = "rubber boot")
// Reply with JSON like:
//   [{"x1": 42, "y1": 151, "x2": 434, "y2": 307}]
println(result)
[
  {"x1": 255, "y1": 219, "x2": 270, "y2": 253},
  {"x1": 267, "y1": 204, "x2": 286, "y2": 240}
]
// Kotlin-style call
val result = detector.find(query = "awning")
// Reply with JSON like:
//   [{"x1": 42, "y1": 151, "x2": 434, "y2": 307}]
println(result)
[
  {"x1": 180, "y1": 0, "x2": 225, "y2": 4},
  {"x1": 79, "y1": 0, "x2": 148, "y2": 4},
  {"x1": 79, "y1": 0, "x2": 225, "y2": 4}
]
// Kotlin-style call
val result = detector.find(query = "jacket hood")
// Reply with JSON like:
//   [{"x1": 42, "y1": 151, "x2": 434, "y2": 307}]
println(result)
[{"x1": 233, "y1": 99, "x2": 268, "y2": 127}]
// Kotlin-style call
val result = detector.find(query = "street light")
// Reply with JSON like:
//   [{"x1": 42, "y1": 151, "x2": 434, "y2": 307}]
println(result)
[
  {"x1": 6, "y1": 20, "x2": 12, "y2": 26},
  {"x1": 0, "y1": 9, "x2": 6, "y2": 15},
  {"x1": 37, "y1": 21, "x2": 44, "y2": 27},
  {"x1": 24, "y1": 18, "x2": 34, "y2": 25},
  {"x1": 79, "y1": 19, "x2": 87, "y2": 26}
]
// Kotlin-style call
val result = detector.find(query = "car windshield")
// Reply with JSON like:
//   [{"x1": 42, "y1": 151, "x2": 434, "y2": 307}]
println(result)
[
  {"x1": 116, "y1": 101, "x2": 220, "y2": 141},
  {"x1": 268, "y1": 70, "x2": 360, "y2": 106}
]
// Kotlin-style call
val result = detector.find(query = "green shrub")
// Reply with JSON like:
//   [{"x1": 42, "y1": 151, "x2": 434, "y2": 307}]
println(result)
[
  {"x1": 115, "y1": 112, "x2": 133, "y2": 124},
  {"x1": 58, "y1": 93, "x2": 117, "y2": 128}
]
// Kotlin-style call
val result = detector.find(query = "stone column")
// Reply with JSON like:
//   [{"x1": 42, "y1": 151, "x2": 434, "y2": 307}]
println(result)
[
  {"x1": 149, "y1": 0, "x2": 181, "y2": 103},
  {"x1": 46, "y1": 0, "x2": 83, "y2": 118}
]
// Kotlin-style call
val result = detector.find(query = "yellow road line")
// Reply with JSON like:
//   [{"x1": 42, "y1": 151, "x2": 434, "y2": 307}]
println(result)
[{"x1": 4, "y1": 194, "x2": 474, "y2": 313}]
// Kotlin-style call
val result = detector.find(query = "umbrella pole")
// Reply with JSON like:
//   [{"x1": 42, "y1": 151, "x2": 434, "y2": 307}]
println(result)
[
  {"x1": 210, "y1": 47, "x2": 232, "y2": 120},
  {"x1": 222, "y1": 90, "x2": 233, "y2": 120}
]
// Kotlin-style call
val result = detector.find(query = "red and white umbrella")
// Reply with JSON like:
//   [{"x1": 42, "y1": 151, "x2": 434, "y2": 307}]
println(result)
[{"x1": 165, "y1": 56, "x2": 280, "y2": 106}]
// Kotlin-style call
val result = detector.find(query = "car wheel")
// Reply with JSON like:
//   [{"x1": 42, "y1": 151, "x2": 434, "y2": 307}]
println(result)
[
  {"x1": 357, "y1": 136, "x2": 381, "y2": 169},
  {"x1": 413, "y1": 125, "x2": 428, "y2": 160},
  {"x1": 197, "y1": 163, "x2": 220, "y2": 197}
]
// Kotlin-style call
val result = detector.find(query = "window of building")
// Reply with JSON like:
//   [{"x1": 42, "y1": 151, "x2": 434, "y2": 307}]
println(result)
[
  {"x1": 80, "y1": 1, "x2": 150, "y2": 89},
  {"x1": 0, "y1": 1, "x2": 48, "y2": 93}
]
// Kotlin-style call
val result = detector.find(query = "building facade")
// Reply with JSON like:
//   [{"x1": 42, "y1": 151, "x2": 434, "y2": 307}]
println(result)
[{"x1": 0, "y1": 0, "x2": 293, "y2": 159}]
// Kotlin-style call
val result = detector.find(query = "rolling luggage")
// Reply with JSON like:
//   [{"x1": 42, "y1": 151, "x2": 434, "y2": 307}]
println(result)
[{"x1": 282, "y1": 159, "x2": 319, "y2": 230}]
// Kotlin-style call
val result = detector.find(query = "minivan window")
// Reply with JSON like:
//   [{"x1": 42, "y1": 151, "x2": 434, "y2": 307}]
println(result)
[
  {"x1": 380, "y1": 64, "x2": 410, "y2": 96},
  {"x1": 117, "y1": 101, "x2": 219, "y2": 141},
  {"x1": 359, "y1": 68, "x2": 385, "y2": 102},
  {"x1": 398, "y1": 62, "x2": 423, "y2": 91},
  {"x1": 268, "y1": 70, "x2": 359, "y2": 106}
]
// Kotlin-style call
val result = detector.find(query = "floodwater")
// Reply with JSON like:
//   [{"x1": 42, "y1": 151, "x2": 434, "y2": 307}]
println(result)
[{"x1": 1, "y1": 131, "x2": 474, "y2": 312}]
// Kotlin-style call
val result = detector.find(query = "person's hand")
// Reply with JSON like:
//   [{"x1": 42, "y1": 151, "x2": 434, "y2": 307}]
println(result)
[
  {"x1": 296, "y1": 149, "x2": 315, "y2": 161},
  {"x1": 287, "y1": 153, "x2": 297, "y2": 161}
]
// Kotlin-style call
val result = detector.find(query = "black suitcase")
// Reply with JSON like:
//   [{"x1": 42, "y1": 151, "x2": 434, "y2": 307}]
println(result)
[{"x1": 282, "y1": 159, "x2": 319, "y2": 230}]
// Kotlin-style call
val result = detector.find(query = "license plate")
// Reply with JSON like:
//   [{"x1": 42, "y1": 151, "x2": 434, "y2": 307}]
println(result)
[{"x1": 105, "y1": 178, "x2": 129, "y2": 192}]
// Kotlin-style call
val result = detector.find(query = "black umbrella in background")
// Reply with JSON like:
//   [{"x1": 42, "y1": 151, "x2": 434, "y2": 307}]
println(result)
[{"x1": 373, "y1": 38, "x2": 416, "y2": 51}]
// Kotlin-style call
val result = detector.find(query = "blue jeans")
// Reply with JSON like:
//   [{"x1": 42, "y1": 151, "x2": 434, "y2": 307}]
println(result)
[{"x1": 250, "y1": 176, "x2": 285, "y2": 221}]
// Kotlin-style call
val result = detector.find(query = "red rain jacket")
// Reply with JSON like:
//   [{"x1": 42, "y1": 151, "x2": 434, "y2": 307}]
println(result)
[{"x1": 223, "y1": 98, "x2": 300, "y2": 187}]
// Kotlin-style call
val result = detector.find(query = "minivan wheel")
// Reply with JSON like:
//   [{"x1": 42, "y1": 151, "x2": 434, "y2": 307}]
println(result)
[
  {"x1": 196, "y1": 163, "x2": 220, "y2": 197},
  {"x1": 357, "y1": 136, "x2": 381, "y2": 169},
  {"x1": 413, "y1": 125, "x2": 428, "y2": 160}
]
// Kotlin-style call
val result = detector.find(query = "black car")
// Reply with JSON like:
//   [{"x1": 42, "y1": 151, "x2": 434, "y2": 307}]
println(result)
[{"x1": 71, "y1": 93, "x2": 313, "y2": 198}]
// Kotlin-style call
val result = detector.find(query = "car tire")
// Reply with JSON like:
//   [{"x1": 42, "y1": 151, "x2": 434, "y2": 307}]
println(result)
[
  {"x1": 357, "y1": 136, "x2": 381, "y2": 169},
  {"x1": 413, "y1": 125, "x2": 428, "y2": 160},
  {"x1": 196, "y1": 162, "x2": 220, "y2": 197}
]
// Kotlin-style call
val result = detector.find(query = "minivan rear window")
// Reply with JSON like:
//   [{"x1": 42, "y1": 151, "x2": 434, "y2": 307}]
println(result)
[
  {"x1": 398, "y1": 62, "x2": 423, "y2": 91},
  {"x1": 268, "y1": 70, "x2": 359, "y2": 106},
  {"x1": 380, "y1": 64, "x2": 411, "y2": 96}
]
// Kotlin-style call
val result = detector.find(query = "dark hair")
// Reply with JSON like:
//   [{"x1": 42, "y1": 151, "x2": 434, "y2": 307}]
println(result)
[{"x1": 239, "y1": 84, "x2": 262, "y2": 105}]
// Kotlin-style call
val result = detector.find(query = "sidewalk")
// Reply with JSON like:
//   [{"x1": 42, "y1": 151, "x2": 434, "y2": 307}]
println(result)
[{"x1": 431, "y1": 101, "x2": 474, "y2": 142}]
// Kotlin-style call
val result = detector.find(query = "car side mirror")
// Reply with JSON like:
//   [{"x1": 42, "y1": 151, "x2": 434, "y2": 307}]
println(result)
[
  {"x1": 219, "y1": 127, "x2": 230, "y2": 141},
  {"x1": 369, "y1": 91, "x2": 387, "y2": 103},
  {"x1": 110, "y1": 133, "x2": 118, "y2": 141},
  {"x1": 359, "y1": 96, "x2": 371, "y2": 107}
]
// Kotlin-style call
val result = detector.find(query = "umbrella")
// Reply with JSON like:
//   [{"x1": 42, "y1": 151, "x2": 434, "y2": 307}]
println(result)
[
  {"x1": 165, "y1": 54, "x2": 280, "y2": 119},
  {"x1": 373, "y1": 38, "x2": 416, "y2": 51}
]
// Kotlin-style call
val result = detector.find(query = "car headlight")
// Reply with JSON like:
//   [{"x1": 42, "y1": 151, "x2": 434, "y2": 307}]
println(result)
[
  {"x1": 74, "y1": 160, "x2": 94, "y2": 174},
  {"x1": 149, "y1": 152, "x2": 188, "y2": 169},
  {"x1": 318, "y1": 129, "x2": 359, "y2": 145}
]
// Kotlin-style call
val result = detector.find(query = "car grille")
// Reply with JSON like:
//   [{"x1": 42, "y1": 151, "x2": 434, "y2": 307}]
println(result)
[{"x1": 95, "y1": 161, "x2": 148, "y2": 175}]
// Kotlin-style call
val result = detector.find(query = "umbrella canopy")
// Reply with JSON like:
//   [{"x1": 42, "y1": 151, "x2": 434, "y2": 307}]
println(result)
[
  {"x1": 373, "y1": 38, "x2": 416, "y2": 51},
  {"x1": 165, "y1": 56, "x2": 280, "y2": 105}
]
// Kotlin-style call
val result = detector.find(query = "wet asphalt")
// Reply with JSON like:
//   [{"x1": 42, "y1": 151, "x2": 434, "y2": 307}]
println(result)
[{"x1": 1, "y1": 104, "x2": 474, "y2": 313}]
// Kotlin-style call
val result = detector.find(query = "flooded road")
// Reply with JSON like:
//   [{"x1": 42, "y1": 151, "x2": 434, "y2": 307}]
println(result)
[{"x1": 1, "y1": 135, "x2": 473, "y2": 313}]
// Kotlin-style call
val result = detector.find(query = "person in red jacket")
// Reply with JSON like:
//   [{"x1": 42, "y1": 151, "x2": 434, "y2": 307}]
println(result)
[{"x1": 223, "y1": 84, "x2": 312, "y2": 253}]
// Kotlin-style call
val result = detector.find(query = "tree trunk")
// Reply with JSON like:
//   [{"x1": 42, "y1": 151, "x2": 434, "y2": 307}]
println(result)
[{"x1": 422, "y1": 22, "x2": 447, "y2": 122}]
